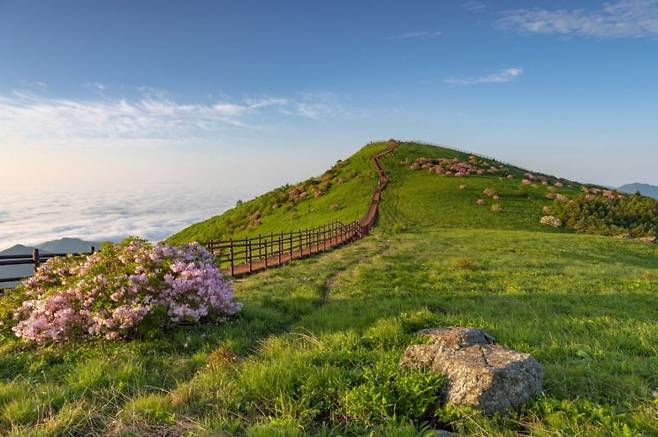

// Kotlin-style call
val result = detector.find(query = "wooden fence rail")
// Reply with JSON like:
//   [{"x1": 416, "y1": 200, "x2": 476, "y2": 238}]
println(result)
[
  {"x1": 0, "y1": 247, "x2": 96, "y2": 285},
  {"x1": 205, "y1": 219, "x2": 366, "y2": 276}
]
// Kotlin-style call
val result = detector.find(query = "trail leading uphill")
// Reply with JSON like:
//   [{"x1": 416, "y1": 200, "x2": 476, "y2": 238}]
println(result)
[{"x1": 205, "y1": 140, "x2": 399, "y2": 276}]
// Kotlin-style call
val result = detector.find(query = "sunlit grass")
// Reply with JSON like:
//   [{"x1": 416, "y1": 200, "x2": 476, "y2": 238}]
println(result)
[{"x1": 1, "y1": 142, "x2": 657, "y2": 434}]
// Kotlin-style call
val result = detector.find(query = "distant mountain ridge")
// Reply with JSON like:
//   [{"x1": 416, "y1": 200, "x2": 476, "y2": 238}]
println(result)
[
  {"x1": 0, "y1": 238, "x2": 101, "y2": 289},
  {"x1": 618, "y1": 183, "x2": 658, "y2": 199}
]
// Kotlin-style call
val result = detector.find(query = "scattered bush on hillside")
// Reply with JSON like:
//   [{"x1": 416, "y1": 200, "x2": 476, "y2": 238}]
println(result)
[
  {"x1": 491, "y1": 204, "x2": 503, "y2": 213},
  {"x1": 550, "y1": 192, "x2": 658, "y2": 237},
  {"x1": 8, "y1": 238, "x2": 241, "y2": 344},
  {"x1": 540, "y1": 216, "x2": 563, "y2": 228}
]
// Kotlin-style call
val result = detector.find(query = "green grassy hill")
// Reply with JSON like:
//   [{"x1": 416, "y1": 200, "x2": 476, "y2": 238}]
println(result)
[
  {"x1": 1, "y1": 141, "x2": 657, "y2": 435},
  {"x1": 169, "y1": 141, "x2": 587, "y2": 244},
  {"x1": 167, "y1": 142, "x2": 389, "y2": 244}
]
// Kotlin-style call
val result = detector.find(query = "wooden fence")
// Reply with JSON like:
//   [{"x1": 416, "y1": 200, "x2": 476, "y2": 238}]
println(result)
[
  {"x1": 0, "y1": 248, "x2": 96, "y2": 286},
  {"x1": 206, "y1": 220, "x2": 365, "y2": 276},
  {"x1": 205, "y1": 140, "x2": 398, "y2": 276}
]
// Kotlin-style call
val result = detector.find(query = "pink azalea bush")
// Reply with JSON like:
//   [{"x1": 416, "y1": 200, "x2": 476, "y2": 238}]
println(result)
[
  {"x1": 409, "y1": 155, "x2": 512, "y2": 178},
  {"x1": 10, "y1": 238, "x2": 241, "y2": 344}
]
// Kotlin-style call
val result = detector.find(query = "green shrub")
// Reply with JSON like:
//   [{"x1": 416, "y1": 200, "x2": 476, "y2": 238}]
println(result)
[
  {"x1": 340, "y1": 360, "x2": 444, "y2": 424},
  {"x1": 553, "y1": 193, "x2": 658, "y2": 237}
]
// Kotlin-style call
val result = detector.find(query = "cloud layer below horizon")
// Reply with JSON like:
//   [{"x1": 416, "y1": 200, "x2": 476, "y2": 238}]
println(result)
[{"x1": 0, "y1": 184, "x2": 254, "y2": 250}]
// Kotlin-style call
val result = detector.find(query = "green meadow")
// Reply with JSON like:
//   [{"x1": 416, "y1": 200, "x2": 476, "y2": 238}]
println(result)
[{"x1": 1, "y1": 142, "x2": 657, "y2": 435}]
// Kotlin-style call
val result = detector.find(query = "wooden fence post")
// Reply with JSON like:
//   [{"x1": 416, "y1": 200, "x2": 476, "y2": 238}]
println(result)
[
  {"x1": 32, "y1": 248, "x2": 40, "y2": 273},
  {"x1": 278, "y1": 232, "x2": 283, "y2": 265},
  {"x1": 248, "y1": 237, "x2": 253, "y2": 273},
  {"x1": 264, "y1": 236, "x2": 268, "y2": 268},
  {"x1": 230, "y1": 239, "x2": 234, "y2": 276}
]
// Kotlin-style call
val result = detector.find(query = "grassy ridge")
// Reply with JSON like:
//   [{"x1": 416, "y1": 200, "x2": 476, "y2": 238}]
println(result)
[
  {"x1": 167, "y1": 142, "x2": 390, "y2": 244},
  {"x1": 169, "y1": 141, "x2": 586, "y2": 243},
  {"x1": 1, "y1": 141, "x2": 657, "y2": 435}
]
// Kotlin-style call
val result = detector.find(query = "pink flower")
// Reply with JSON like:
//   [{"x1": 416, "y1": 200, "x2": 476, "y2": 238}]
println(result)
[{"x1": 12, "y1": 238, "x2": 240, "y2": 343}]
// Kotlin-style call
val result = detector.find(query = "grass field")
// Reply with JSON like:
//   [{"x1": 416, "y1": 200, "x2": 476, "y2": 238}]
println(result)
[{"x1": 1, "y1": 142, "x2": 657, "y2": 435}]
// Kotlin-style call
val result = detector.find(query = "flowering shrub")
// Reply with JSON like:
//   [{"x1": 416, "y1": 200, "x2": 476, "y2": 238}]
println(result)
[
  {"x1": 409, "y1": 155, "x2": 512, "y2": 178},
  {"x1": 10, "y1": 238, "x2": 241, "y2": 344},
  {"x1": 540, "y1": 216, "x2": 563, "y2": 228}
]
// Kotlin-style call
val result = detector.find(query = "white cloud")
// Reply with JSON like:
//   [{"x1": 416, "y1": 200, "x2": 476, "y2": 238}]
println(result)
[
  {"x1": 463, "y1": 0, "x2": 486, "y2": 13},
  {"x1": 498, "y1": 0, "x2": 658, "y2": 38},
  {"x1": 387, "y1": 31, "x2": 442, "y2": 40},
  {"x1": 445, "y1": 67, "x2": 524, "y2": 86},
  {"x1": 0, "y1": 89, "x2": 339, "y2": 149},
  {"x1": 19, "y1": 80, "x2": 48, "y2": 89}
]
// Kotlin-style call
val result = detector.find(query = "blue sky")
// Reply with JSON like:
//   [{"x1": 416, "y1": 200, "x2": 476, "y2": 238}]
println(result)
[{"x1": 2, "y1": 0, "x2": 658, "y2": 190}]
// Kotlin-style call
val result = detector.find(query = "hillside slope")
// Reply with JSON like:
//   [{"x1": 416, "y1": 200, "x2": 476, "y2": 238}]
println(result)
[
  {"x1": 167, "y1": 142, "x2": 389, "y2": 244},
  {"x1": 169, "y1": 141, "x2": 585, "y2": 244},
  {"x1": 2, "y1": 141, "x2": 657, "y2": 436}
]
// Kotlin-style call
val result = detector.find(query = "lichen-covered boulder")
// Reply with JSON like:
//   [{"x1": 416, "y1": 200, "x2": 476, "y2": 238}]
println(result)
[{"x1": 400, "y1": 327, "x2": 543, "y2": 415}]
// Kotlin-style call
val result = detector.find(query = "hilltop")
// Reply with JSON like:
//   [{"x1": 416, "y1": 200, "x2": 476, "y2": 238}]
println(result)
[
  {"x1": 168, "y1": 141, "x2": 570, "y2": 244},
  {"x1": 1, "y1": 141, "x2": 657, "y2": 435}
]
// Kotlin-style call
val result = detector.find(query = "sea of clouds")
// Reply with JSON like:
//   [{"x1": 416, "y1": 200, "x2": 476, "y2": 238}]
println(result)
[{"x1": 0, "y1": 183, "x2": 258, "y2": 250}]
